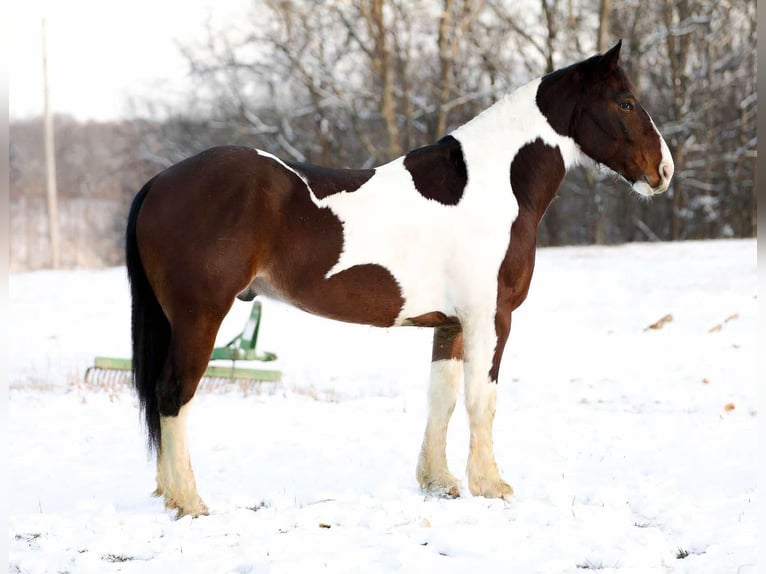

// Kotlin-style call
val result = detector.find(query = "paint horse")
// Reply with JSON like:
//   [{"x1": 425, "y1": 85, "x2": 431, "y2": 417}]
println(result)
[{"x1": 127, "y1": 40, "x2": 673, "y2": 517}]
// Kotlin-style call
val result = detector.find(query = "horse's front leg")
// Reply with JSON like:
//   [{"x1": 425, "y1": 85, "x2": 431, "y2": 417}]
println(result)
[
  {"x1": 462, "y1": 309, "x2": 513, "y2": 500},
  {"x1": 417, "y1": 324, "x2": 464, "y2": 498}
]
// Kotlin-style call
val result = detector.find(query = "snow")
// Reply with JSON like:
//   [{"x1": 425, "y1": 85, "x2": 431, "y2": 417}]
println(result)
[{"x1": 8, "y1": 239, "x2": 759, "y2": 573}]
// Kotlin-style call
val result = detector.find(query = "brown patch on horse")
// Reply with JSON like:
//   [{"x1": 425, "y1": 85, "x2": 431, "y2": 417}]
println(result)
[
  {"x1": 402, "y1": 311, "x2": 459, "y2": 328},
  {"x1": 500, "y1": 139, "x2": 566, "y2": 310},
  {"x1": 289, "y1": 264, "x2": 404, "y2": 327},
  {"x1": 488, "y1": 140, "x2": 567, "y2": 382},
  {"x1": 286, "y1": 161, "x2": 375, "y2": 199},
  {"x1": 536, "y1": 40, "x2": 663, "y2": 188},
  {"x1": 252, "y1": 153, "x2": 404, "y2": 327},
  {"x1": 536, "y1": 42, "x2": 627, "y2": 137},
  {"x1": 403, "y1": 135, "x2": 468, "y2": 206},
  {"x1": 510, "y1": 139, "x2": 566, "y2": 221},
  {"x1": 431, "y1": 324, "x2": 464, "y2": 362},
  {"x1": 137, "y1": 148, "x2": 405, "y2": 415}
]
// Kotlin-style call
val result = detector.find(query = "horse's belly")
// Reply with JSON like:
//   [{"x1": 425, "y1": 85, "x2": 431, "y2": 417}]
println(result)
[
  {"x1": 251, "y1": 257, "x2": 455, "y2": 328},
  {"x1": 390, "y1": 246, "x2": 505, "y2": 326}
]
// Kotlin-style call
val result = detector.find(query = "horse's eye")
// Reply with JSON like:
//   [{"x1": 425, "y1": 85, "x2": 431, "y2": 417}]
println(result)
[{"x1": 619, "y1": 101, "x2": 634, "y2": 111}]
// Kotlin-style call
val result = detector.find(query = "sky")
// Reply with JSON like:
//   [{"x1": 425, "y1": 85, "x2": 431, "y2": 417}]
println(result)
[{"x1": 9, "y1": 0, "x2": 247, "y2": 121}]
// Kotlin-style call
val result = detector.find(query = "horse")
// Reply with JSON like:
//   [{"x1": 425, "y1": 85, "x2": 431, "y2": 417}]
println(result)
[{"x1": 126, "y1": 40, "x2": 673, "y2": 518}]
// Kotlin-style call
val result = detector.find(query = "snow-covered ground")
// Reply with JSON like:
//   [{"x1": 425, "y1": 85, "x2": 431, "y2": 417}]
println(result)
[{"x1": 8, "y1": 239, "x2": 759, "y2": 573}]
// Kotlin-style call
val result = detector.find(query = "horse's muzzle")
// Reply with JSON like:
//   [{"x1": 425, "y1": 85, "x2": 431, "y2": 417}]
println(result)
[{"x1": 652, "y1": 160, "x2": 674, "y2": 194}]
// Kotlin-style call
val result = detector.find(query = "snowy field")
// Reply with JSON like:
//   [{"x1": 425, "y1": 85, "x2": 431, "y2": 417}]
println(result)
[{"x1": 8, "y1": 239, "x2": 759, "y2": 573}]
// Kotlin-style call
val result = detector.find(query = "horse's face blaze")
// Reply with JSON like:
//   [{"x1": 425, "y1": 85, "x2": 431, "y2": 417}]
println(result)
[{"x1": 537, "y1": 40, "x2": 673, "y2": 196}]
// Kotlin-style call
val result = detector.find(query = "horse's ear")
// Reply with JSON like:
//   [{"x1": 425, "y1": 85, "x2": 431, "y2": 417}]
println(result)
[{"x1": 601, "y1": 39, "x2": 622, "y2": 72}]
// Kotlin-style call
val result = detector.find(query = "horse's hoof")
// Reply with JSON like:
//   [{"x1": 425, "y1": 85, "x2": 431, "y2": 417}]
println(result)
[
  {"x1": 164, "y1": 495, "x2": 209, "y2": 519},
  {"x1": 420, "y1": 477, "x2": 462, "y2": 499},
  {"x1": 469, "y1": 477, "x2": 514, "y2": 501},
  {"x1": 444, "y1": 485, "x2": 461, "y2": 499},
  {"x1": 175, "y1": 504, "x2": 209, "y2": 520}
]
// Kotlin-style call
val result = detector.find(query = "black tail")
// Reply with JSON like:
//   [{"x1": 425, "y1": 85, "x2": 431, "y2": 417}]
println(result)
[{"x1": 126, "y1": 177, "x2": 168, "y2": 454}]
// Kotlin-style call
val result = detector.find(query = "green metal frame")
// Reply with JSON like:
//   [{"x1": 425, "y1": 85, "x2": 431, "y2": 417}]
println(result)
[
  {"x1": 210, "y1": 300, "x2": 277, "y2": 363},
  {"x1": 89, "y1": 301, "x2": 281, "y2": 383}
]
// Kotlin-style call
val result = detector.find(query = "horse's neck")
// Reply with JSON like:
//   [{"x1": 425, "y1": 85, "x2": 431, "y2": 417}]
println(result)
[
  {"x1": 452, "y1": 78, "x2": 582, "y2": 165},
  {"x1": 450, "y1": 78, "x2": 583, "y2": 218}
]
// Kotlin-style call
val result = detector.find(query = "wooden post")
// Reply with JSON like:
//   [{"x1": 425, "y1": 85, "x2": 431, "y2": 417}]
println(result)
[
  {"x1": 752, "y1": 152, "x2": 757, "y2": 236},
  {"x1": 597, "y1": 0, "x2": 612, "y2": 52},
  {"x1": 42, "y1": 17, "x2": 60, "y2": 269}
]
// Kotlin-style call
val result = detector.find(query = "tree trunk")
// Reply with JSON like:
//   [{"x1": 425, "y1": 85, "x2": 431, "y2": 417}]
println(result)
[
  {"x1": 362, "y1": 0, "x2": 401, "y2": 159},
  {"x1": 597, "y1": 0, "x2": 612, "y2": 52},
  {"x1": 436, "y1": 0, "x2": 456, "y2": 139}
]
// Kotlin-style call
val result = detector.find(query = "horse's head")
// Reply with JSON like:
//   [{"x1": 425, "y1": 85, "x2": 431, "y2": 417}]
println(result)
[{"x1": 537, "y1": 40, "x2": 674, "y2": 197}]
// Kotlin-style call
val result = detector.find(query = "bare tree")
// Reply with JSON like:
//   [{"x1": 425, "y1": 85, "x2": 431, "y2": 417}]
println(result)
[
  {"x1": 138, "y1": 0, "x2": 758, "y2": 246},
  {"x1": 598, "y1": 0, "x2": 612, "y2": 52},
  {"x1": 613, "y1": 0, "x2": 756, "y2": 240},
  {"x1": 11, "y1": 0, "x2": 755, "y2": 272},
  {"x1": 9, "y1": 117, "x2": 157, "y2": 270}
]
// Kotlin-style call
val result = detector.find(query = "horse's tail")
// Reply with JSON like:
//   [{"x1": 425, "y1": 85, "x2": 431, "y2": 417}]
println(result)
[{"x1": 126, "y1": 176, "x2": 167, "y2": 454}]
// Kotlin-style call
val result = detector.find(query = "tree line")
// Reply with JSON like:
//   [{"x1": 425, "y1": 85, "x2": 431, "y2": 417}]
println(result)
[{"x1": 9, "y1": 0, "x2": 756, "y2": 270}]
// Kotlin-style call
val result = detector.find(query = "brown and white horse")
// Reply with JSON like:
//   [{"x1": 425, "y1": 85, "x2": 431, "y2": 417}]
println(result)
[{"x1": 127, "y1": 40, "x2": 673, "y2": 517}]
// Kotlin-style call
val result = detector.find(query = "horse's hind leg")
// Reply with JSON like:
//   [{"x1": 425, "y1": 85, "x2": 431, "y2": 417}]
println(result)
[
  {"x1": 417, "y1": 325, "x2": 463, "y2": 498},
  {"x1": 155, "y1": 309, "x2": 227, "y2": 518}
]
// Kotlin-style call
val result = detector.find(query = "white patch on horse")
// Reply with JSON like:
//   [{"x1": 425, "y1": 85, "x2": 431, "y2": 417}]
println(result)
[
  {"x1": 417, "y1": 358, "x2": 463, "y2": 496},
  {"x1": 264, "y1": 78, "x2": 583, "y2": 326},
  {"x1": 451, "y1": 78, "x2": 584, "y2": 176},
  {"x1": 158, "y1": 400, "x2": 208, "y2": 517},
  {"x1": 256, "y1": 79, "x2": 581, "y2": 326},
  {"x1": 461, "y1": 366, "x2": 513, "y2": 500}
]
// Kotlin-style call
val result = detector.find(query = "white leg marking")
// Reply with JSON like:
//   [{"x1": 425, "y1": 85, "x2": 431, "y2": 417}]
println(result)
[
  {"x1": 417, "y1": 359, "x2": 463, "y2": 497},
  {"x1": 159, "y1": 399, "x2": 209, "y2": 517},
  {"x1": 463, "y1": 320, "x2": 513, "y2": 501}
]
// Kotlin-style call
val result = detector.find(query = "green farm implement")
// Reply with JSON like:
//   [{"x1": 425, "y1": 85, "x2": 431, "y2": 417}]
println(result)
[{"x1": 85, "y1": 300, "x2": 281, "y2": 386}]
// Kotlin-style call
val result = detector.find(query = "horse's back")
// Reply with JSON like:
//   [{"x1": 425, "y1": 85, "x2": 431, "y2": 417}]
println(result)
[{"x1": 145, "y1": 146, "x2": 288, "y2": 212}]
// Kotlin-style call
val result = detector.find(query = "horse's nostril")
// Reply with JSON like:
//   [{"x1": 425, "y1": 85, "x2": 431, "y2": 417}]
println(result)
[{"x1": 660, "y1": 162, "x2": 674, "y2": 181}]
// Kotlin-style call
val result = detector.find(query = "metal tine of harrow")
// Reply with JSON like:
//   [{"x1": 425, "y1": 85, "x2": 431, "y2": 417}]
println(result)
[
  {"x1": 200, "y1": 375, "x2": 264, "y2": 390},
  {"x1": 87, "y1": 368, "x2": 130, "y2": 388},
  {"x1": 85, "y1": 369, "x2": 265, "y2": 390}
]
